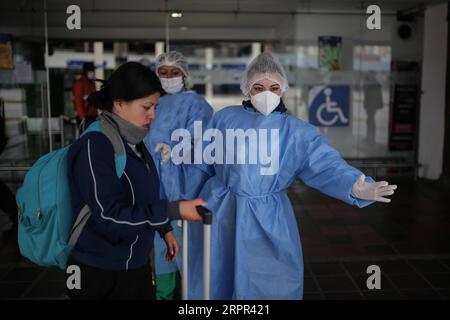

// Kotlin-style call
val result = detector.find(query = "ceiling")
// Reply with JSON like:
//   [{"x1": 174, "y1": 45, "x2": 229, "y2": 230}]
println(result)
[{"x1": 0, "y1": 0, "x2": 445, "y2": 41}]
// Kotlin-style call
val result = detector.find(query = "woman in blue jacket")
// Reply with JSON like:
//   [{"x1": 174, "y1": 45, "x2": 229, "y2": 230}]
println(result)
[
  {"x1": 144, "y1": 51, "x2": 214, "y2": 300},
  {"x1": 66, "y1": 62, "x2": 206, "y2": 300}
]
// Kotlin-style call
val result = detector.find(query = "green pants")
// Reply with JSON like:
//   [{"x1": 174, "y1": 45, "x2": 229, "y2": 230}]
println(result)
[{"x1": 155, "y1": 271, "x2": 181, "y2": 300}]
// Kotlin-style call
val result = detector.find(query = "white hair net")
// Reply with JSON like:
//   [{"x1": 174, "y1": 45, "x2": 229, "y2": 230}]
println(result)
[
  {"x1": 240, "y1": 52, "x2": 289, "y2": 97},
  {"x1": 155, "y1": 51, "x2": 189, "y2": 76}
]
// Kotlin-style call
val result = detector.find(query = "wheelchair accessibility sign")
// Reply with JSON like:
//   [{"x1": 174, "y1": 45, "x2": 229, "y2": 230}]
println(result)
[{"x1": 308, "y1": 85, "x2": 350, "y2": 127}]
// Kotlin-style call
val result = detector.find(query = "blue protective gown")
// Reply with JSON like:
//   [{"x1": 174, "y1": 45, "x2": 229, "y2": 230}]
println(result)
[
  {"x1": 144, "y1": 91, "x2": 213, "y2": 276},
  {"x1": 186, "y1": 105, "x2": 375, "y2": 300}
]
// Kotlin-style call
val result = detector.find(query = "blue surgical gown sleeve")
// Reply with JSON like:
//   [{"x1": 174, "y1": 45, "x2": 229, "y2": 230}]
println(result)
[
  {"x1": 186, "y1": 96, "x2": 214, "y2": 137},
  {"x1": 185, "y1": 96, "x2": 215, "y2": 186},
  {"x1": 296, "y1": 125, "x2": 375, "y2": 208},
  {"x1": 192, "y1": 108, "x2": 217, "y2": 178}
]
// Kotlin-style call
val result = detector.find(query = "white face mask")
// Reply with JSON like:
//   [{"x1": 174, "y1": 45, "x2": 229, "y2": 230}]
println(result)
[
  {"x1": 87, "y1": 71, "x2": 95, "y2": 80},
  {"x1": 250, "y1": 91, "x2": 281, "y2": 116},
  {"x1": 160, "y1": 76, "x2": 184, "y2": 94}
]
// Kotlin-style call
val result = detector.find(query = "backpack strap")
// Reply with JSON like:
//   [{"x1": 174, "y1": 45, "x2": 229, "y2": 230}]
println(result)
[
  {"x1": 68, "y1": 205, "x2": 91, "y2": 246},
  {"x1": 81, "y1": 120, "x2": 126, "y2": 178},
  {"x1": 70, "y1": 120, "x2": 127, "y2": 246}
]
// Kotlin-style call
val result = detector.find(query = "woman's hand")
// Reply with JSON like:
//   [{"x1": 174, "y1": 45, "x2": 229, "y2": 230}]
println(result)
[
  {"x1": 352, "y1": 174, "x2": 397, "y2": 203},
  {"x1": 164, "y1": 231, "x2": 179, "y2": 262},
  {"x1": 179, "y1": 198, "x2": 207, "y2": 222}
]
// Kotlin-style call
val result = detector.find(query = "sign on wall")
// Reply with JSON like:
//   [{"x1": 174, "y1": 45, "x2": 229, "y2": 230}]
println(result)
[
  {"x1": 66, "y1": 60, "x2": 107, "y2": 69},
  {"x1": 308, "y1": 85, "x2": 350, "y2": 127},
  {"x1": 388, "y1": 84, "x2": 418, "y2": 151},
  {"x1": 318, "y1": 36, "x2": 342, "y2": 71}
]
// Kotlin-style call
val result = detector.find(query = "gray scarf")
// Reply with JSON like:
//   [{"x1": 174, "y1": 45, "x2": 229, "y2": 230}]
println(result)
[{"x1": 99, "y1": 111, "x2": 149, "y2": 145}]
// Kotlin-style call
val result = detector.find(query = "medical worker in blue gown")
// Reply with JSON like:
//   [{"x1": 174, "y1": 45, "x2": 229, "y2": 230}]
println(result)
[
  {"x1": 187, "y1": 52, "x2": 397, "y2": 300},
  {"x1": 144, "y1": 51, "x2": 214, "y2": 299}
]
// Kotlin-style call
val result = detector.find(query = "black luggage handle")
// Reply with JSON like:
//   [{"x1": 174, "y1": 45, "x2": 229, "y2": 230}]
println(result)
[{"x1": 196, "y1": 206, "x2": 212, "y2": 225}]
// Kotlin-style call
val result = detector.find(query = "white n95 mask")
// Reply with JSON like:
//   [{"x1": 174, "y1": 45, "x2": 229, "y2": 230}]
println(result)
[
  {"x1": 160, "y1": 76, "x2": 184, "y2": 94},
  {"x1": 250, "y1": 91, "x2": 281, "y2": 116}
]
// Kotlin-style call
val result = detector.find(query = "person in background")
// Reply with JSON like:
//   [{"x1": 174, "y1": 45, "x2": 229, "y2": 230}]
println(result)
[
  {"x1": 363, "y1": 71, "x2": 383, "y2": 145},
  {"x1": 72, "y1": 62, "x2": 98, "y2": 129},
  {"x1": 144, "y1": 51, "x2": 213, "y2": 300}
]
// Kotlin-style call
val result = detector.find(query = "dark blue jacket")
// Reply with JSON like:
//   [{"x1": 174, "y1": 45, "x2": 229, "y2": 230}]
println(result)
[{"x1": 67, "y1": 131, "x2": 172, "y2": 270}]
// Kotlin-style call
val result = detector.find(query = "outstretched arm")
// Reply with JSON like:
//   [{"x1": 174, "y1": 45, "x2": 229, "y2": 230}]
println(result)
[{"x1": 296, "y1": 125, "x2": 397, "y2": 207}]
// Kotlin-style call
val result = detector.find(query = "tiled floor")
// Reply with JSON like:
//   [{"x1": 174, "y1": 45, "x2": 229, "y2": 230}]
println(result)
[
  {"x1": 302, "y1": 258, "x2": 450, "y2": 300},
  {"x1": 1, "y1": 177, "x2": 449, "y2": 300},
  {"x1": 0, "y1": 257, "x2": 67, "y2": 299},
  {"x1": 290, "y1": 177, "x2": 450, "y2": 300}
]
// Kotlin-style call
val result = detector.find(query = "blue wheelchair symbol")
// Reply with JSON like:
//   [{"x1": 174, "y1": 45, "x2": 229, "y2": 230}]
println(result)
[{"x1": 308, "y1": 86, "x2": 350, "y2": 127}]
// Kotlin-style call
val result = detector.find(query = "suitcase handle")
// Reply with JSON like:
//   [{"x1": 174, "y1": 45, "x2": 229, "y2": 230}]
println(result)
[
  {"x1": 194, "y1": 205, "x2": 212, "y2": 300},
  {"x1": 196, "y1": 205, "x2": 212, "y2": 225}
]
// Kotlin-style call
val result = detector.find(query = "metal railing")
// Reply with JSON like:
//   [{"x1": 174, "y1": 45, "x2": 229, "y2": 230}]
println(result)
[
  {"x1": 0, "y1": 114, "x2": 79, "y2": 182},
  {"x1": 346, "y1": 158, "x2": 421, "y2": 180},
  {"x1": 22, "y1": 115, "x2": 79, "y2": 148},
  {"x1": 0, "y1": 159, "x2": 422, "y2": 181},
  {"x1": 0, "y1": 166, "x2": 31, "y2": 171}
]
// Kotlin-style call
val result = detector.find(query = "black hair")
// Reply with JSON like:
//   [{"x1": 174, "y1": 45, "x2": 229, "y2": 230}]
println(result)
[
  {"x1": 82, "y1": 62, "x2": 95, "y2": 72},
  {"x1": 87, "y1": 62, "x2": 165, "y2": 111}
]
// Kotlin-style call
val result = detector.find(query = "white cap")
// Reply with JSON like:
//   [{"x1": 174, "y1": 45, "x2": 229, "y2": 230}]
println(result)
[{"x1": 240, "y1": 52, "x2": 289, "y2": 97}]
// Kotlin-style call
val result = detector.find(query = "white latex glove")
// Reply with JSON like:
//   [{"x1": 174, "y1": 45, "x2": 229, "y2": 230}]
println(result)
[
  {"x1": 155, "y1": 143, "x2": 171, "y2": 164},
  {"x1": 351, "y1": 174, "x2": 397, "y2": 203}
]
